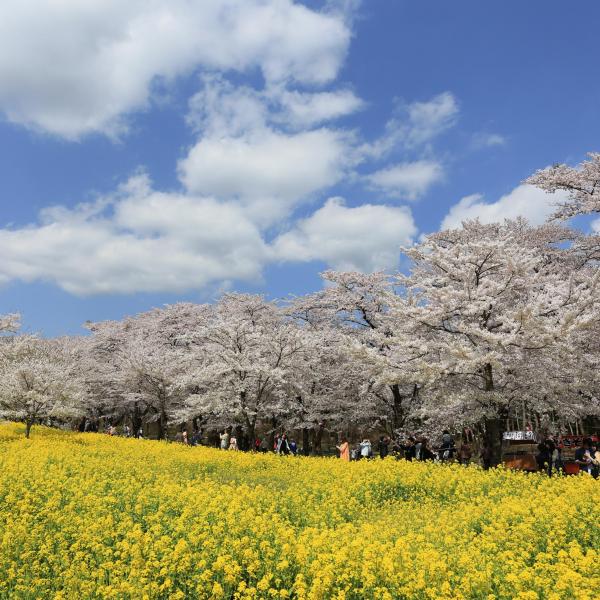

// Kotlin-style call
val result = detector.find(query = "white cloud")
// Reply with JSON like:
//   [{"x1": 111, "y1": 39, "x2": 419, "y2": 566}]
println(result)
[
  {"x1": 186, "y1": 77, "x2": 269, "y2": 138},
  {"x1": 187, "y1": 75, "x2": 364, "y2": 133},
  {"x1": 274, "y1": 88, "x2": 364, "y2": 128},
  {"x1": 363, "y1": 92, "x2": 459, "y2": 158},
  {"x1": 366, "y1": 160, "x2": 444, "y2": 200},
  {"x1": 183, "y1": 78, "x2": 456, "y2": 223},
  {"x1": 0, "y1": 0, "x2": 351, "y2": 138},
  {"x1": 179, "y1": 128, "x2": 354, "y2": 225},
  {"x1": 0, "y1": 0, "x2": 488, "y2": 298},
  {"x1": 0, "y1": 174, "x2": 270, "y2": 295},
  {"x1": 0, "y1": 175, "x2": 419, "y2": 293},
  {"x1": 472, "y1": 132, "x2": 507, "y2": 148},
  {"x1": 0, "y1": 176, "x2": 419, "y2": 293},
  {"x1": 273, "y1": 197, "x2": 417, "y2": 271},
  {"x1": 441, "y1": 184, "x2": 570, "y2": 230},
  {"x1": 181, "y1": 75, "x2": 361, "y2": 224},
  {"x1": 403, "y1": 92, "x2": 459, "y2": 147}
]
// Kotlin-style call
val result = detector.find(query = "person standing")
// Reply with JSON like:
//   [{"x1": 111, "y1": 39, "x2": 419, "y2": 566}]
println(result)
[
  {"x1": 378, "y1": 436, "x2": 389, "y2": 459},
  {"x1": 403, "y1": 437, "x2": 416, "y2": 461},
  {"x1": 336, "y1": 438, "x2": 350, "y2": 461},
  {"x1": 544, "y1": 437, "x2": 556, "y2": 475},
  {"x1": 420, "y1": 439, "x2": 435, "y2": 461},
  {"x1": 440, "y1": 430, "x2": 455, "y2": 462},
  {"x1": 552, "y1": 444, "x2": 564, "y2": 474},
  {"x1": 459, "y1": 442, "x2": 472, "y2": 465},
  {"x1": 289, "y1": 439, "x2": 298, "y2": 455},
  {"x1": 592, "y1": 443, "x2": 600, "y2": 479},
  {"x1": 480, "y1": 443, "x2": 492, "y2": 470},
  {"x1": 220, "y1": 430, "x2": 230, "y2": 450},
  {"x1": 575, "y1": 439, "x2": 592, "y2": 474},
  {"x1": 536, "y1": 439, "x2": 552, "y2": 474},
  {"x1": 462, "y1": 427, "x2": 474, "y2": 444},
  {"x1": 414, "y1": 438, "x2": 423, "y2": 461},
  {"x1": 441, "y1": 430, "x2": 453, "y2": 448},
  {"x1": 359, "y1": 439, "x2": 372, "y2": 460},
  {"x1": 228, "y1": 435, "x2": 238, "y2": 451},
  {"x1": 277, "y1": 434, "x2": 291, "y2": 455}
]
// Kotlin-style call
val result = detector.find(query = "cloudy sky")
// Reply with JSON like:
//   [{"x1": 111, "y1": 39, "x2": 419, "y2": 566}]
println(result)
[{"x1": 1, "y1": 0, "x2": 599, "y2": 335}]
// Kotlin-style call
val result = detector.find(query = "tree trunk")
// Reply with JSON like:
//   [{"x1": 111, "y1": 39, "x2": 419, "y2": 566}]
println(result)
[
  {"x1": 157, "y1": 408, "x2": 167, "y2": 440},
  {"x1": 268, "y1": 415, "x2": 277, "y2": 451},
  {"x1": 483, "y1": 414, "x2": 505, "y2": 468},
  {"x1": 242, "y1": 412, "x2": 255, "y2": 450},
  {"x1": 131, "y1": 402, "x2": 143, "y2": 435},
  {"x1": 301, "y1": 427, "x2": 310, "y2": 456},
  {"x1": 311, "y1": 421, "x2": 325, "y2": 456},
  {"x1": 481, "y1": 362, "x2": 504, "y2": 467},
  {"x1": 390, "y1": 384, "x2": 404, "y2": 431},
  {"x1": 192, "y1": 416, "x2": 202, "y2": 432},
  {"x1": 25, "y1": 419, "x2": 33, "y2": 439}
]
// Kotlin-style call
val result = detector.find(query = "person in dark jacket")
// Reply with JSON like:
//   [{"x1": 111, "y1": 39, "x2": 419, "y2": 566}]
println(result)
[
  {"x1": 419, "y1": 439, "x2": 435, "y2": 461},
  {"x1": 536, "y1": 437, "x2": 557, "y2": 475},
  {"x1": 277, "y1": 433, "x2": 291, "y2": 455},
  {"x1": 441, "y1": 430, "x2": 453, "y2": 448},
  {"x1": 480, "y1": 444, "x2": 492, "y2": 470},
  {"x1": 403, "y1": 437, "x2": 416, "y2": 461},
  {"x1": 378, "y1": 436, "x2": 390, "y2": 459},
  {"x1": 440, "y1": 430, "x2": 456, "y2": 462},
  {"x1": 575, "y1": 439, "x2": 593, "y2": 474}
]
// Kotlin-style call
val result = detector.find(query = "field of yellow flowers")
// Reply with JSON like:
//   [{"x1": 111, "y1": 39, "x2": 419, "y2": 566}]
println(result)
[{"x1": 0, "y1": 423, "x2": 598, "y2": 600}]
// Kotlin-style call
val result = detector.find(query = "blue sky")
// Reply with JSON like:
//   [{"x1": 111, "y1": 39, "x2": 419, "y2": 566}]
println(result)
[{"x1": 0, "y1": 0, "x2": 598, "y2": 336}]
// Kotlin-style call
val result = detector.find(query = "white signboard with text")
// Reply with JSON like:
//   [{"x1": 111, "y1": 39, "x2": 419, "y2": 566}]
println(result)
[{"x1": 503, "y1": 431, "x2": 538, "y2": 442}]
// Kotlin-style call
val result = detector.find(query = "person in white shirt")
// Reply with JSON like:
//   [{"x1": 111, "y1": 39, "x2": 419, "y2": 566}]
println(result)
[{"x1": 359, "y1": 439, "x2": 372, "y2": 459}]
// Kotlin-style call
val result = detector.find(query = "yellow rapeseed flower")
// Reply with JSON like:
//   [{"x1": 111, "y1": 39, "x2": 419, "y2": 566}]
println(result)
[{"x1": 0, "y1": 422, "x2": 597, "y2": 599}]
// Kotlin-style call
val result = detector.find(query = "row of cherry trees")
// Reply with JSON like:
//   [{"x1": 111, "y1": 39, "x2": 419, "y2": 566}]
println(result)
[{"x1": 2, "y1": 155, "x2": 600, "y2": 463}]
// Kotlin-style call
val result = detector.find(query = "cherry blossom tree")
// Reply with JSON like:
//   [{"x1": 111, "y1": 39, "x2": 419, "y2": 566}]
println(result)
[
  {"x1": 526, "y1": 152, "x2": 600, "y2": 219},
  {"x1": 179, "y1": 294, "x2": 312, "y2": 446},
  {"x1": 86, "y1": 303, "x2": 207, "y2": 438},
  {"x1": 0, "y1": 313, "x2": 20, "y2": 333},
  {"x1": 276, "y1": 321, "x2": 372, "y2": 454},
  {"x1": 0, "y1": 335, "x2": 84, "y2": 438},
  {"x1": 398, "y1": 219, "x2": 600, "y2": 464},
  {"x1": 291, "y1": 271, "x2": 426, "y2": 435}
]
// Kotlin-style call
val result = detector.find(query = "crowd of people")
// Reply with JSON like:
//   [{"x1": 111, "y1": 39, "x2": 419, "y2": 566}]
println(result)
[
  {"x1": 524, "y1": 435, "x2": 600, "y2": 477},
  {"x1": 216, "y1": 430, "x2": 299, "y2": 454},
  {"x1": 334, "y1": 432, "x2": 484, "y2": 466},
  {"x1": 90, "y1": 419, "x2": 600, "y2": 477},
  {"x1": 293, "y1": 430, "x2": 600, "y2": 477},
  {"x1": 209, "y1": 428, "x2": 491, "y2": 467}
]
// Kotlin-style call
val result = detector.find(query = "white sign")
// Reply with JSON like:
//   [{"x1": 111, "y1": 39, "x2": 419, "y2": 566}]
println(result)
[{"x1": 503, "y1": 431, "x2": 537, "y2": 441}]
